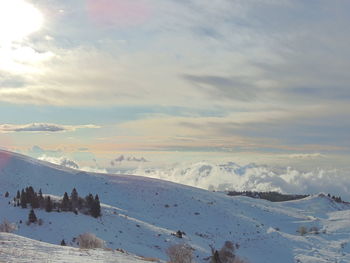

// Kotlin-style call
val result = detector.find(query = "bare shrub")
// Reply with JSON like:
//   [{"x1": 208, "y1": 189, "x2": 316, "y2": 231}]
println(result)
[
  {"x1": 166, "y1": 243, "x2": 195, "y2": 263},
  {"x1": 297, "y1": 226, "x2": 308, "y2": 236},
  {"x1": 210, "y1": 241, "x2": 248, "y2": 263},
  {"x1": 0, "y1": 219, "x2": 17, "y2": 233},
  {"x1": 309, "y1": 226, "x2": 319, "y2": 234},
  {"x1": 38, "y1": 218, "x2": 44, "y2": 226},
  {"x1": 77, "y1": 233, "x2": 105, "y2": 249}
]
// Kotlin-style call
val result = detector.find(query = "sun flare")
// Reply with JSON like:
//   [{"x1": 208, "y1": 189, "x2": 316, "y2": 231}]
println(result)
[{"x1": 0, "y1": 0, "x2": 43, "y2": 44}]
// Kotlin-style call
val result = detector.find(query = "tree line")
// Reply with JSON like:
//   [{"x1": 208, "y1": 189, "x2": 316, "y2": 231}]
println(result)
[{"x1": 13, "y1": 186, "x2": 101, "y2": 218}]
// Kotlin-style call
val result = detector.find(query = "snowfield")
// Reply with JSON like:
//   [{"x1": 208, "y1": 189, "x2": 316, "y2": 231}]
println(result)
[
  {"x1": 0, "y1": 232, "x2": 152, "y2": 263},
  {"x1": 0, "y1": 149, "x2": 350, "y2": 263}
]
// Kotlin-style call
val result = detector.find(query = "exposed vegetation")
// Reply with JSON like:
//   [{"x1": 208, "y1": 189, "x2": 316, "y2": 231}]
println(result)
[
  {"x1": 227, "y1": 191, "x2": 309, "y2": 202},
  {"x1": 166, "y1": 243, "x2": 194, "y2": 263},
  {"x1": 77, "y1": 233, "x2": 105, "y2": 249},
  {"x1": 209, "y1": 241, "x2": 248, "y2": 263},
  {"x1": 0, "y1": 219, "x2": 17, "y2": 233}
]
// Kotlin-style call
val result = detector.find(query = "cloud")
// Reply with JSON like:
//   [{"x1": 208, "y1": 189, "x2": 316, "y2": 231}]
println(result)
[
  {"x1": 288, "y1": 153, "x2": 325, "y2": 159},
  {"x1": 86, "y1": 0, "x2": 152, "y2": 28},
  {"x1": 38, "y1": 154, "x2": 107, "y2": 173},
  {"x1": 111, "y1": 155, "x2": 149, "y2": 166},
  {"x1": 0, "y1": 123, "x2": 100, "y2": 133},
  {"x1": 128, "y1": 161, "x2": 350, "y2": 200},
  {"x1": 0, "y1": 0, "x2": 349, "y2": 154},
  {"x1": 183, "y1": 74, "x2": 259, "y2": 101},
  {"x1": 38, "y1": 155, "x2": 79, "y2": 169}
]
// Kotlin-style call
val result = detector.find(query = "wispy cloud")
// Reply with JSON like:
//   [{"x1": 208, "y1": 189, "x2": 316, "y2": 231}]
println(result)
[
  {"x1": 0, "y1": 0, "x2": 349, "y2": 155},
  {"x1": 288, "y1": 153, "x2": 325, "y2": 159},
  {"x1": 0, "y1": 123, "x2": 100, "y2": 133}
]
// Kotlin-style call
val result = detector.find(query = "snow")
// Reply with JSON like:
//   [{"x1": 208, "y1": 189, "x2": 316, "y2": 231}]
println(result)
[
  {"x1": 0, "y1": 232, "x2": 153, "y2": 262},
  {"x1": 1, "y1": 149, "x2": 350, "y2": 263}
]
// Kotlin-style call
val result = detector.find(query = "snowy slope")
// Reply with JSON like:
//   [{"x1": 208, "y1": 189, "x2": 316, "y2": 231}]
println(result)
[
  {"x1": 1, "y1": 149, "x2": 350, "y2": 263},
  {"x1": 0, "y1": 232, "x2": 156, "y2": 263}
]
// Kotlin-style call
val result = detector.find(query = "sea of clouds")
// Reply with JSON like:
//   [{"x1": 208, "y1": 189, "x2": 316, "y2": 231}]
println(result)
[
  {"x1": 126, "y1": 161, "x2": 350, "y2": 200},
  {"x1": 37, "y1": 154, "x2": 350, "y2": 200}
]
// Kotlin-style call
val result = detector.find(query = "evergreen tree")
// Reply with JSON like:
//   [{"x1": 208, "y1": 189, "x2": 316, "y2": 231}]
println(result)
[
  {"x1": 38, "y1": 189, "x2": 45, "y2": 208},
  {"x1": 71, "y1": 188, "x2": 79, "y2": 209},
  {"x1": 28, "y1": 209, "x2": 37, "y2": 223},
  {"x1": 4, "y1": 191, "x2": 9, "y2": 198},
  {"x1": 45, "y1": 196, "x2": 53, "y2": 212},
  {"x1": 26, "y1": 186, "x2": 35, "y2": 204},
  {"x1": 31, "y1": 193, "x2": 40, "y2": 209},
  {"x1": 16, "y1": 190, "x2": 20, "y2": 199},
  {"x1": 91, "y1": 194, "x2": 101, "y2": 218},
  {"x1": 61, "y1": 192, "x2": 70, "y2": 211},
  {"x1": 85, "y1": 194, "x2": 94, "y2": 210},
  {"x1": 60, "y1": 239, "x2": 66, "y2": 246},
  {"x1": 20, "y1": 190, "x2": 27, "y2": 208},
  {"x1": 71, "y1": 188, "x2": 78, "y2": 201},
  {"x1": 38, "y1": 189, "x2": 43, "y2": 200}
]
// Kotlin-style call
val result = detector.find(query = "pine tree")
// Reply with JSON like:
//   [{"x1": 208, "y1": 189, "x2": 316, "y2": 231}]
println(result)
[
  {"x1": 91, "y1": 194, "x2": 101, "y2": 218},
  {"x1": 20, "y1": 190, "x2": 27, "y2": 208},
  {"x1": 61, "y1": 192, "x2": 70, "y2": 211},
  {"x1": 28, "y1": 209, "x2": 37, "y2": 223},
  {"x1": 38, "y1": 189, "x2": 43, "y2": 200},
  {"x1": 85, "y1": 194, "x2": 94, "y2": 210},
  {"x1": 45, "y1": 196, "x2": 53, "y2": 212},
  {"x1": 60, "y1": 239, "x2": 66, "y2": 246},
  {"x1": 4, "y1": 191, "x2": 9, "y2": 198},
  {"x1": 71, "y1": 188, "x2": 79, "y2": 209},
  {"x1": 31, "y1": 193, "x2": 40, "y2": 209},
  {"x1": 26, "y1": 186, "x2": 35, "y2": 204},
  {"x1": 16, "y1": 190, "x2": 20, "y2": 199}
]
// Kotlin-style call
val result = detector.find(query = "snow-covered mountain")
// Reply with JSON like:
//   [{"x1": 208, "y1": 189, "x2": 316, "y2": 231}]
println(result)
[{"x1": 1, "y1": 149, "x2": 350, "y2": 263}]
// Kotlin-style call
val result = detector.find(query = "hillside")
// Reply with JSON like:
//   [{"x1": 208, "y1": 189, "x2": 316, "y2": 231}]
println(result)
[
  {"x1": 1, "y1": 149, "x2": 350, "y2": 263},
  {"x1": 0, "y1": 232, "x2": 151, "y2": 263}
]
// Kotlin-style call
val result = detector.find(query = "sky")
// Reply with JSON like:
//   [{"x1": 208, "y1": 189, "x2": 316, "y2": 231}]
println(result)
[{"x1": 0, "y1": 0, "x2": 349, "y2": 170}]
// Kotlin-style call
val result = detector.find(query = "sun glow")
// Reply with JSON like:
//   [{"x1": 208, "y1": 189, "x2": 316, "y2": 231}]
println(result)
[{"x1": 0, "y1": 0, "x2": 44, "y2": 44}]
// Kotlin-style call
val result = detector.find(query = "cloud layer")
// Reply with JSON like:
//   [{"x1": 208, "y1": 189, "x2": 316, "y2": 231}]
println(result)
[
  {"x1": 128, "y1": 161, "x2": 350, "y2": 200},
  {"x1": 0, "y1": 123, "x2": 99, "y2": 133},
  {"x1": 0, "y1": 0, "x2": 349, "y2": 155}
]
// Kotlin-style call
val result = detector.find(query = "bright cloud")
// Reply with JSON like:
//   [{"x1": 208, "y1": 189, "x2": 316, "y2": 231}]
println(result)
[
  {"x1": 0, "y1": 123, "x2": 100, "y2": 133},
  {"x1": 0, "y1": 0, "x2": 43, "y2": 44},
  {"x1": 128, "y1": 161, "x2": 350, "y2": 199}
]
